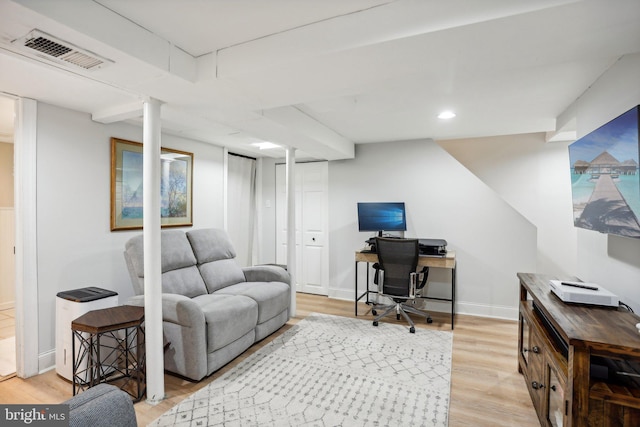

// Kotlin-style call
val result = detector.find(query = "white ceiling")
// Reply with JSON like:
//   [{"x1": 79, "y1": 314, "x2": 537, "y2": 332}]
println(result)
[{"x1": 0, "y1": 0, "x2": 639, "y2": 159}]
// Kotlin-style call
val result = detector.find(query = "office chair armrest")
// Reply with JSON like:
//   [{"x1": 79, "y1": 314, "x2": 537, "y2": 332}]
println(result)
[
  {"x1": 417, "y1": 266, "x2": 429, "y2": 290},
  {"x1": 372, "y1": 263, "x2": 381, "y2": 285}
]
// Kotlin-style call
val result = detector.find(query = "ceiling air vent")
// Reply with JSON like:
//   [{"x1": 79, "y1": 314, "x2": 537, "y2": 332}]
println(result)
[{"x1": 14, "y1": 30, "x2": 112, "y2": 71}]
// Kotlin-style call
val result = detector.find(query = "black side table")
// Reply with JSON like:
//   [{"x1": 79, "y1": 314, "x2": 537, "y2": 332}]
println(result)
[{"x1": 71, "y1": 305, "x2": 145, "y2": 402}]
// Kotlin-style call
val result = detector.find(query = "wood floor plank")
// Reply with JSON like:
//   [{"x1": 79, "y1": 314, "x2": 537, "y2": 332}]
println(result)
[{"x1": 0, "y1": 294, "x2": 538, "y2": 426}]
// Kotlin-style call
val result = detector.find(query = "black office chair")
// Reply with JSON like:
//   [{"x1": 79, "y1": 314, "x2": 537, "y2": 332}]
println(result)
[{"x1": 372, "y1": 237, "x2": 432, "y2": 333}]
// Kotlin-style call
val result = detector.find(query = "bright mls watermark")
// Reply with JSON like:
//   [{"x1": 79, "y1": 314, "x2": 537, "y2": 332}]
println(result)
[{"x1": 1, "y1": 405, "x2": 69, "y2": 426}]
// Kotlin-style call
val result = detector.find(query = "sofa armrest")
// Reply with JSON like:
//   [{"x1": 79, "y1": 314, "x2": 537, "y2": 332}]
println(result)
[
  {"x1": 126, "y1": 293, "x2": 208, "y2": 381},
  {"x1": 65, "y1": 384, "x2": 136, "y2": 427},
  {"x1": 243, "y1": 265, "x2": 291, "y2": 284},
  {"x1": 126, "y1": 294, "x2": 205, "y2": 327}
]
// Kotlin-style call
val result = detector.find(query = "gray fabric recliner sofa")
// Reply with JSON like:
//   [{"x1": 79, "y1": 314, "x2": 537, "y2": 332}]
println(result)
[{"x1": 124, "y1": 228, "x2": 291, "y2": 381}]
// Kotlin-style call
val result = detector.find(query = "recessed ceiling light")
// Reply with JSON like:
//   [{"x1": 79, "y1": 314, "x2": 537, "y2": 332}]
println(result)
[{"x1": 438, "y1": 111, "x2": 456, "y2": 119}]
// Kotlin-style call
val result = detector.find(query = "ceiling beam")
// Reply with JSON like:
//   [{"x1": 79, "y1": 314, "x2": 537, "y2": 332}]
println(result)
[
  {"x1": 262, "y1": 105, "x2": 354, "y2": 159},
  {"x1": 216, "y1": 0, "x2": 579, "y2": 78},
  {"x1": 92, "y1": 101, "x2": 143, "y2": 123},
  {"x1": 13, "y1": 0, "x2": 197, "y2": 82}
]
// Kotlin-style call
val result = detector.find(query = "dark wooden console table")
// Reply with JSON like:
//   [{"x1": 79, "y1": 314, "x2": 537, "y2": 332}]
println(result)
[
  {"x1": 517, "y1": 273, "x2": 640, "y2": 427},
  {"x1": 71, "y1": 305, "x2": 146, "y2": 402}
]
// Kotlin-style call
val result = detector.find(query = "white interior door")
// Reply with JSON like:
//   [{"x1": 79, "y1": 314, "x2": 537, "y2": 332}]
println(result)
[{"x1": 276, "y1": 162, "x2": 328, "y2": 296}]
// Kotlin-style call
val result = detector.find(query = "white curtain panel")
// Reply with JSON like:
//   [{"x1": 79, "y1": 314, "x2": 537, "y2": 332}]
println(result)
[{"x1": 226, "y1": 154, "x2": 256, "y2": 267}]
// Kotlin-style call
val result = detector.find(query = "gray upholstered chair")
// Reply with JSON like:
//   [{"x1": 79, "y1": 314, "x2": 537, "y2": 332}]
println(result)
[
  {"x1": 372, "y1": 237, "x2": 432, "y2": 333},
  {"x1": 124, "y1": 228, "x2": 291, "y2": 381},
  {"x1": 65, "y1": 384, "x2": 137, "y2": 427}
]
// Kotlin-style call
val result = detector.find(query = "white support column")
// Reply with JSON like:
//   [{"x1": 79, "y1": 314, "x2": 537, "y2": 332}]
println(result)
[
  {"x1": 285, "y1": 147, "x2": 297, "y2": 318},
  {"x1": 254, "y1": 157, "x2": 263, "y2": 266},
  {"x1": 13, "y1": 97, "x2": 39, "y2": 378},
  {"x1": 223, "y1": 147, "x2": 229, "y2": 231},
  {"x1": 143, "y1": 98, "x2": 165, "y2": 404}
]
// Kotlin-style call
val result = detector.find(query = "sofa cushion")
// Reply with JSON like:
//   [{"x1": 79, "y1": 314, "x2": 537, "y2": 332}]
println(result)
[
  {"x1": 161, "y1": 230, "x2": 199, "y2": 272},
  {"x1": 198, "y1": 259, "x2": 246, "y2": 293},
  {"x1": 162, "y1": 265, "x2": 208, "y2": 297},
  {"x1": 124, "y1": 230, "x2": 207, "y2": 297},
  {"x1": 215, "y1": 281, "x2": 290, "y2": 324},
  {"x1": 187, "y1": 229, "x2": 236, "y2": 264},
  {"x1": 126, "y1": 230, "x2": 199, "y2": 275},
  {"x1": 192, "y1": 294, "x2": 258, "y2": 353}
]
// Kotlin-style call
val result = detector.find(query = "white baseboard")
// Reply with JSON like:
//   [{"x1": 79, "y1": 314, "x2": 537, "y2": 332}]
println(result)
[
  {"x1": 329, "y1": 288, "x2": 362, "y2": 301},
  {"x1": 455, "y1": 301, "x2": 518, "y2": 321},
  {"x1": 38, "y1": 349, "x2": 56, "y2": 375},
  {"x1": 327, "y1": 288, "x2": 518, "y2": 321}
]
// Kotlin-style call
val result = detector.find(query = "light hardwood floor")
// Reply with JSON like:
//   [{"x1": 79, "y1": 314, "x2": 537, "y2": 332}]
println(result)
[
  {"x1": 0, "y1": 308, "x2": 15, "y2": 340},
  {"x1": 0, "y1": 294, "x2": 538, "y2": 426}
]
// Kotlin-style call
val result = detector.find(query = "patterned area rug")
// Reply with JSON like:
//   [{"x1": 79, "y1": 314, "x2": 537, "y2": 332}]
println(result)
[{"x1": 150, "y1": 313, "x2": 452, "y2": 427}]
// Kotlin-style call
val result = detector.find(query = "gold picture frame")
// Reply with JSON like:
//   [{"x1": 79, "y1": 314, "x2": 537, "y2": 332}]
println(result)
[{"x1": 110, "y1": 137, "x2": 193, "y2": 231}]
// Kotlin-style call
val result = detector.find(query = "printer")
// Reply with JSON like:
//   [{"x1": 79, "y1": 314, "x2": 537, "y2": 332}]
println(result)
[{"x1": 418, "y1": 239, "x2": 447, "y2": 256}]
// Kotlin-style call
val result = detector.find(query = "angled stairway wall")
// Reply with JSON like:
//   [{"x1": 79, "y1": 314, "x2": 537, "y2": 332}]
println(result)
[
  {"x1": 328, "y1": 138, "x2": 537, "y2": 319},
  {"x1": 438, "y1": 132, "x2": 577, "y2": 277}
]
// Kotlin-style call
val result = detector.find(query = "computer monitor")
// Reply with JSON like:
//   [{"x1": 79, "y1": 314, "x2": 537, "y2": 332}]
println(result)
[{"x1": 357, "y1": 202, "x2": 407, "y2": 236}]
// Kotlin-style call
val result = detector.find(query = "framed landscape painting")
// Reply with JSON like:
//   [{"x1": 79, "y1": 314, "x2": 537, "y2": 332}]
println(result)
[{"x1": 111, "y1": 137, "x2": 193, "y2": 231}]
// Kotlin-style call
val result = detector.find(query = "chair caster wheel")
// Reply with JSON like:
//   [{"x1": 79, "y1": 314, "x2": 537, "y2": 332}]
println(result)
[
  {"x1": 373, "y1": 321, "x2": 379, "y2": 327},
  {"x1": 372, "y1": 310, "x2": 377, "y2": 316},
  {"x1": 396, "y1": 314, "x2": 401, "y2": 320},
  {"x1": 427, "y1": 318, "x2": 433, "y2": 324},
  {"x1": 410, "y1": 327, "x2": 415, "y2": 333}
]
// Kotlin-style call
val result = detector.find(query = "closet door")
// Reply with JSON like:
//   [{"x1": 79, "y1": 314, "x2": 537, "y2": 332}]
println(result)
[{"x1": 276, "y1": 162, "x2": 328, "y2": 296}]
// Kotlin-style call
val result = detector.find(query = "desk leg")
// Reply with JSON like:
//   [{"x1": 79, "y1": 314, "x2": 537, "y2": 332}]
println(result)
[
  {"x1": 365, "y1": 263, "x2": 370, "y2": 305},
  {"x1": 355, "y1": 261, "x2": 358, "y2": 316},
  {"x1": 451, "y1": 265, "x2": 456, "y2": 330},
  {"x1": 355, "y1": 260, "x2": 375, "y2": 317}
]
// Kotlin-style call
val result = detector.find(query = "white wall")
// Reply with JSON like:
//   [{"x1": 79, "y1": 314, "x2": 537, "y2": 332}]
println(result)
[
  {"x1": 35, "y1": 103, "x2": 225, "y2": 367},
  {"x1": 558, "y1": 53, "x2": 640, "y2": 312},
  {"x1": 436, "y1": 52, "x2": 640, "y2": 313},
  {"x1": 438, "y1": 133, "x2": 577, "y2": 277},
  {"x1": 327, "y1": 139, "x2": 537, "y2": 319}
]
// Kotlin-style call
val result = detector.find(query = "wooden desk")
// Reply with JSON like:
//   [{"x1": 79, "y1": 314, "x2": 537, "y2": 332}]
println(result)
[{"x1": 355, "y1": 250, "x2": 457, "y2": 329}]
